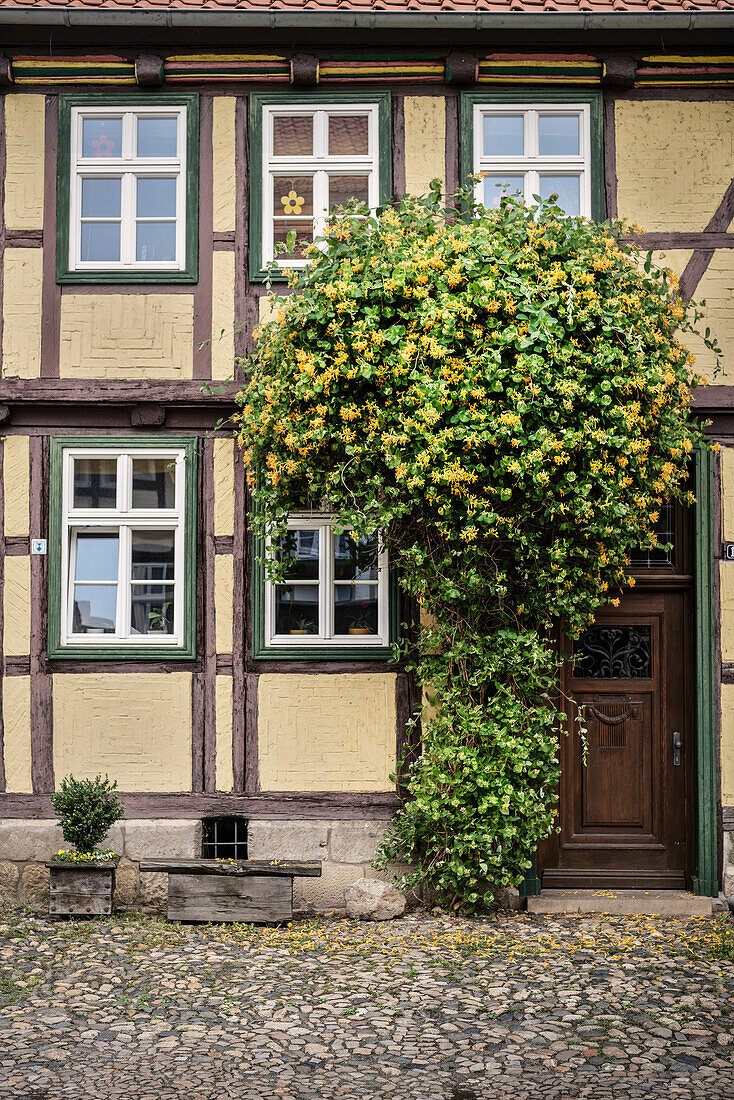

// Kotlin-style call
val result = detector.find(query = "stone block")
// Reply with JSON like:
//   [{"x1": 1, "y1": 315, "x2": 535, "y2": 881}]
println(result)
[
  {"x1": 345, "y1": 877, "x2": 406, "y2": 921},
  {"x1": 0, "y1": 860, "x2": 20, "y2": 904},
  {"x1": 247, "y1": 820, "x2": 330, "y2": 862},
  {"x1": 329, "y1": 821, "x2": 388, "y2": 864},
  {"x1": 21, "y1": 863, "x2": 50, "y2": 910},
  {"x1": 139, "y1": 871, "x2": 167, "y2": 911},
  {"x1": 122, "y1": 820, "x2": 201, "y2": 862},
  {"x1": 114, "y1": 859, "x2": 138, "y2": 909},
  {"x1": 0, "y1": 820, "x2": 63, "y2": 861},
  {"x1": 294, "y1": 862, "x2": 365, "y2": 912}
]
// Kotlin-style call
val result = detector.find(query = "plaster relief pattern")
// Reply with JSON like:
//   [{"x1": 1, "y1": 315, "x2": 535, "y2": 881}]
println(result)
[
  {"x1": 722, "y1": 447, "x2": 734, "y2": 544},
  {"x1": 3, "y1": 555, "x2": 30, "y2": 657},
  {"x1": 721, "y1": 561, "x2": 734, "y2": 664},
  {"x1": 721, "y1": 683, "x2": 734, "y2": 806},
  {"x1": 3, "y1": 95, "x2": 45, "y2": 230},
  {"x1": 212, "y1": 97, "x2": 237, "y2": 233},
  {"x1": 59, "y1": 295, "x2": 194, "y2": 379},
  {"x1": 215, "y1": 675, "x2": 234, "y2": 792},
  {"x1": 404, "y1": 95, "x2": 446, "y2": 198},
  {"x1": 2, "y1": 249, "x2": 42, "y2": 378},
  {"x1": 213, "y1": 437, "x2": 235, "y2": 537},
  {"x1": 616, "y1": 101, "x2": 734, "y2": 232},
  {"x1": 258, "y1": 673, "x2": 396, "y2": 792},
  {"x1": 211, "y1": 251, "x2": 235, "y2": 381},
  {"x1": 2, "y1": 676, "x2": 32, "y2": 793},
  {"x1": 3, "y1": 435, "x2": 30, "y2": 537},
  {"x1": 214, "y1": 555, "x2": 234, "y2": 655},
  {"x1": 52, "y1": 674, "x2": 193, "y2": 791},
  {"x1": 684, "y1": 250, "x2": 734, "y2": 382}
]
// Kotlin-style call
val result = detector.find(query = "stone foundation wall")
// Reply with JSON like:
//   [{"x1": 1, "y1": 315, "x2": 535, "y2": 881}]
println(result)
[
  {"x1": 724, "y1": 832, "x2": 734, "y2": 900},
  {"x1": 0, "y1": 818, "x2": 394, "y2": 914}
]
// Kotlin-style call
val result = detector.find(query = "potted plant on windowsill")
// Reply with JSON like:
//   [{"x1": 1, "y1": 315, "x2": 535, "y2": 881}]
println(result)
[
  {"x1": 348, "y1": 601, "x2": 373, "y2": 636},
  {"x1": 289, "y1": 616, "x2": 315, "y2": 636},
  {"x1": 46, "y1": 774, "x2": 124, "y2": 917}
]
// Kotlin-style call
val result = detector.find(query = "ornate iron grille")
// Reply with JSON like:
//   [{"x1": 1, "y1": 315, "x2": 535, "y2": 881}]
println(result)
[
  {"x1": 574, "y1": 625, "x2": 651, "y2": 679},
  {"x1": 202, "y1": 818, "x2": 248, "y2": 860},
  {"x1": 629, "y1": 501, "x2": 675, "y2": 568}
]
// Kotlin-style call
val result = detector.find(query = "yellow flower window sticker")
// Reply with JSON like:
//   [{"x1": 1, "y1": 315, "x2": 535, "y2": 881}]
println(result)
[{"x1": 281, "y1": 189, "x2": 305, "y2": 215}]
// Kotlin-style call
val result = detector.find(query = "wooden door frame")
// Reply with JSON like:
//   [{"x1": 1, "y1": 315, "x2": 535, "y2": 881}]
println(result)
[{"x1": 522, "y1": 447, "x2": 719, "y2": 898}]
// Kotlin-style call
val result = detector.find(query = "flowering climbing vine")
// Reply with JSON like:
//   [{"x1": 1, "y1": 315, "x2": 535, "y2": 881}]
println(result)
[{"x1": 233, "y1": 184, "x2": 718, "y2": 910}]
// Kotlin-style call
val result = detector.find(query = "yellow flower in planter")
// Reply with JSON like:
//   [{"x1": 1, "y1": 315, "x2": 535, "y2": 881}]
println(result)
[{"x1": 281, "y1": 190, "x2": 305, "y2": 215}]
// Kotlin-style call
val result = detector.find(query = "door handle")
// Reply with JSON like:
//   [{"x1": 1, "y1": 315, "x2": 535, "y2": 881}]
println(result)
[{"x1": 672, "y1": 730, "x2": 682, "y2": 768}]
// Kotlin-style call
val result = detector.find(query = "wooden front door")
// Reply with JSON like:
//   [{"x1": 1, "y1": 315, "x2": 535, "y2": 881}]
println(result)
[{"x1": 540, "y1": 503, "x2": 694, "y2": 890}]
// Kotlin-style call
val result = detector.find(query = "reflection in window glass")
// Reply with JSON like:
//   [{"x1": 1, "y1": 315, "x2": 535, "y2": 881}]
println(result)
[
  {"x1": 538, "y1": 175, "x2": 580, "y2": 216},
  {"x1": 334, "y1": 584, "x2": 378, "y2": 636},
  {"x1": 131, "y1": 584, "x2": 175, "y2": 635},
  {"x1": 136, "y1": 222, "x2": 176, "y2": 262},
  {"x1": 483, "y1": 174, "x2": 524, "y2": 209},
  {"x1": 329, "y1": 175, "x2": 369, "y2": 210},
  {"x1": 273, "y1": 115, "x2": 313, "y2": 156},
  {"x1": 137, "y1": 117, "x2": 178, "y2": 158},
  {"x1": 275, "y1": 584, "x2": 319, "y2": 634},
  {"x1": 334, "y1": 533, "x2": 378, "y2": 580},
  {"x1": 82, "y1": 117, "x2": 122, "y2": 158},
  {"x1": 137, "y1": 177, "x2": 176, "y2": 219},
  {"x1": 483, "y1": 115, "x2": 524, "y2": 157},
  {"x1": 81, "y1": 222, "x2": 121, "y2": 263},
  {"x1": 73, "y1": 458, "x2": 117, "y2": 509},
  {"x1": 82, "y1": 178, "x2": 122, "y2": 218},
  {"x1": 75, "y1": 533, "x2": 119, "y2": 581},
  {"x1": 328, "y1": 115, "x2": 369, "y2": 156},
  {"x1": 131, "y1": 530, "x2": 175, "y2": 581},
  {"x1": 73, "y1": 585, "x2": 117, "y2": 634},
  {"x1": 538, "y1": 114, "x2": 580, "y2": 157},
  {"x1": 132, "y1": 459, "x2": 176, "y2": 509},
  {"x1": 278, "y1": 529, "x2": 319, "y2": 579}
]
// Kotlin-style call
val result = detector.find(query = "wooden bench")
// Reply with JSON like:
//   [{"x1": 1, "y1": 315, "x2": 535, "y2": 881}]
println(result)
[{"x1": 138, "y1": 858, "x2": 322, "y2": 923}]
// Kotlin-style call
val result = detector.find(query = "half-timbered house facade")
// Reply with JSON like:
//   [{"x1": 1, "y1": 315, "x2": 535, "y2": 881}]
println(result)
[{"x1": 0, "y1": 0, "x2": 733, "y2": 909}]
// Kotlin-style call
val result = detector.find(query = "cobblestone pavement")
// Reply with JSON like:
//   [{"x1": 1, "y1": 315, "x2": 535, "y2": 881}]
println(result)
[{"x1": 0, "y1": 908, "x2": 732, "y2": 1100}]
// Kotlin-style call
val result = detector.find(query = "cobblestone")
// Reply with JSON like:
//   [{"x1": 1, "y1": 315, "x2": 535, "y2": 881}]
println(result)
[{"x1": 0, "y1": 908, "x2": 731, "y2": 1099}]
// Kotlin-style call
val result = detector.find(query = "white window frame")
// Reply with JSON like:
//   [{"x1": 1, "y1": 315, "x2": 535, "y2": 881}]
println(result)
[
  {"x1": 68, "y1": 104, "x2": 187, "y2": 273},
  {"x1": 60, "y1": 446, "x2": 186, "y2": 648},
  {"x1": 473, "y1": 103, "x2": 592, "y2": 218},
  {"x1": 264, "y1": 514, "x2": 389, "y2": 648},
  {"x1": 261, "y1": 102, "x2": 381, "y2": 268}
]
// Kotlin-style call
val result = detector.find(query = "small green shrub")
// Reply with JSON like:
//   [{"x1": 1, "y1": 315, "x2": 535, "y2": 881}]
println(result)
[{"x1": 50, "y1": 774, "x2": 124, "y2": 856}]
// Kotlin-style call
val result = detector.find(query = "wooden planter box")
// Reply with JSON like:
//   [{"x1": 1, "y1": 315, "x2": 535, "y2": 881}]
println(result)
[
  {"x1": 139, "y1": 858, "x2": 322, "y2": 923},
  {"x1": 46, "y1": 861, "x2": 117, "y2": 917}
]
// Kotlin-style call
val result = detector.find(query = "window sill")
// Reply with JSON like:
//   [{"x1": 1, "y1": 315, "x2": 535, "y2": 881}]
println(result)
[
  {"x1": 48, "y1": 642, "x2": 196, "y2": 661},
  {"x1": 57, "y1": 269, "x2": 198, "y2": 285},
  {"x1": 253, "y1": 643, "x2": 394, "y2": 661}
]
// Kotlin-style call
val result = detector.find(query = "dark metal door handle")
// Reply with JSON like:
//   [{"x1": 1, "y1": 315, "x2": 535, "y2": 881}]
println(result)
[{"x1": 672, "y1": 730, "x2": 682, "y2": 768}]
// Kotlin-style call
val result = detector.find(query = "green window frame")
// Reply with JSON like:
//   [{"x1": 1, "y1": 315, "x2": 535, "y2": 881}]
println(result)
[
  {"x1": 48, "y1": 435, "x2": 198, "y2": 660},
  {"x1": 249, "y1": 91, "x2": 392, "y2": 283},
  {"x1": 56, "y1": 93, "x2": 199, "y2": 284},
  {"x1": 460, "y1": 91, "x2": 605, "y2": 222},
  {"x1": 252, "y1": 515, "x2": 400, "y2": 660}
]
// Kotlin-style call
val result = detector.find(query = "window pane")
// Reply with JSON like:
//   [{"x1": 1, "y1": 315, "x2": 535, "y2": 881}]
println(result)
[
  {"x1": 334, "y1": 533, "x2": 378, "y2": 581},
  {"x1": 136, "y1": 222, "x2": 176, "y2": 263},
  {"x1": 75, "y1": 533, "x2": 119, "y2": 582},
  {"x1": 538, "y1": 175, "x2": 581, "y2": 216},
  {"x1": 132, "y1": 458, "x2": 176, "y2": 509},
  {"x1": 483, "y1": 174, "x2": 524, "y2": 209},
  {"x1": 483, "y1": 114, "x2": 524, "y2": 156},
  {"x1": 81, "y1": 177, "x2": 121, "y2": 218},
  {"x1": 137, "y1": 116, "x2": 178, "y2": 159},
  {"x1": 273, "y1": 176, "x2": 313, "y2": 218},
  {"x1": 131, "y1": 530, "x2": 175, "y2": 582},
  {"x1": 81, "y1": 222, "x2": 120, "y2": 263},
  {"x1": 538, "y1": 114, "x2": 580, "y2": 157},
  {"x1": 130, "y1": 585, "x2": 175, "y2": 635},
  {"x1": 82, "y1": 117, "x2": 122, "y2": 158},
  {"x1": 630, "y1": 501, "x2": 675, "y2": 568},
  {"x1": 334, "y1": 585, "x2": 378, "y2": 636},
  {"x1": 73, "y1": 458, "x2": 117, "y2": 509},
  {"x1": 328, "y1": 115, "x2": 369, "y2": 156},
  {"x1": 277, "y1": 529, "x2": 319, "y2": 580},
  {"x1": 273, "y1": 115, "x2": 313, "y2": 156},
  {"x1": 73, "y1": 585, "x2": 117, "y2": 634},
  {"x1": 329, "y1": 175, "x2": 369, "y2": 210},
  {"x1": 275, "y1": 585, "x2": 319, "y2": 635},
  {"x1": 137, "y1": 177, "x2": 176, "y2": 219},
  {"x1": 273, "y1": 220, "x2": 313, "y2": 258}
]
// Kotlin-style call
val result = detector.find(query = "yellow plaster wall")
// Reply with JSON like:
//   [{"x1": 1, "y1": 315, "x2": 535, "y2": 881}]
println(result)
[
  {"x1": 59, "y1": 295, "x2": 194, "y2": 378},
  {"x1": 3, "y1": 94, "x2": 45, "y2": 230},
  {"x1": 722, "y1": 447, "x2": 734, "y2": 544},
  {"x1": 212, "y1": 96, "x2": 237, "y2": 233},
  {"x1": 258, "y1": 673, "x2": 396, "y2": 792},
  {"x1": 211, "y1": 251, "x2": 235, "y2": 381},
  {"x1": 213, "y1": 437, "x2": 235, "y2": 536},
  {"x1": 53, "y1": 673, "x2": 193, "y2": 791},
  {"x1": 616, "y1": 101, "x2": 734, "y2": 233},
  {"x1": 3, "y1": 435, "x2": 30, "y2": 537},
  {"x1": 215, "y1": 675, "x2": 234, "y2": 792},
  {"x1": 720, "y1": 562, "x2": 734, "y2": 664},
  {"x1": 721, "y1": 683, "x2": 734, "y2": 805},
  {"x1": 3, "y1": 556, "x2": 30, "y2": 657},
  {"x1": 2, "y1": 249, "x2": 42, "y2": 378},
  {"x1": 404, "y1": 96, "x2": 446, "y2": 198},
  {"x1": 214, "y1": 555, "x2": 234, "y2": 654},
  {"x1": 2, "y1": 677, "x2": 32, "y2": 793},
  {"x1": 258, "y1": 294, "x2": 286, "y2": 326}
]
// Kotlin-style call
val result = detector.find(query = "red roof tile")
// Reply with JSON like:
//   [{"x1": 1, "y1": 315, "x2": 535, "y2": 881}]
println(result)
[{"x1": 0, "y1": 0, "x2": 732, "y2": 10}]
